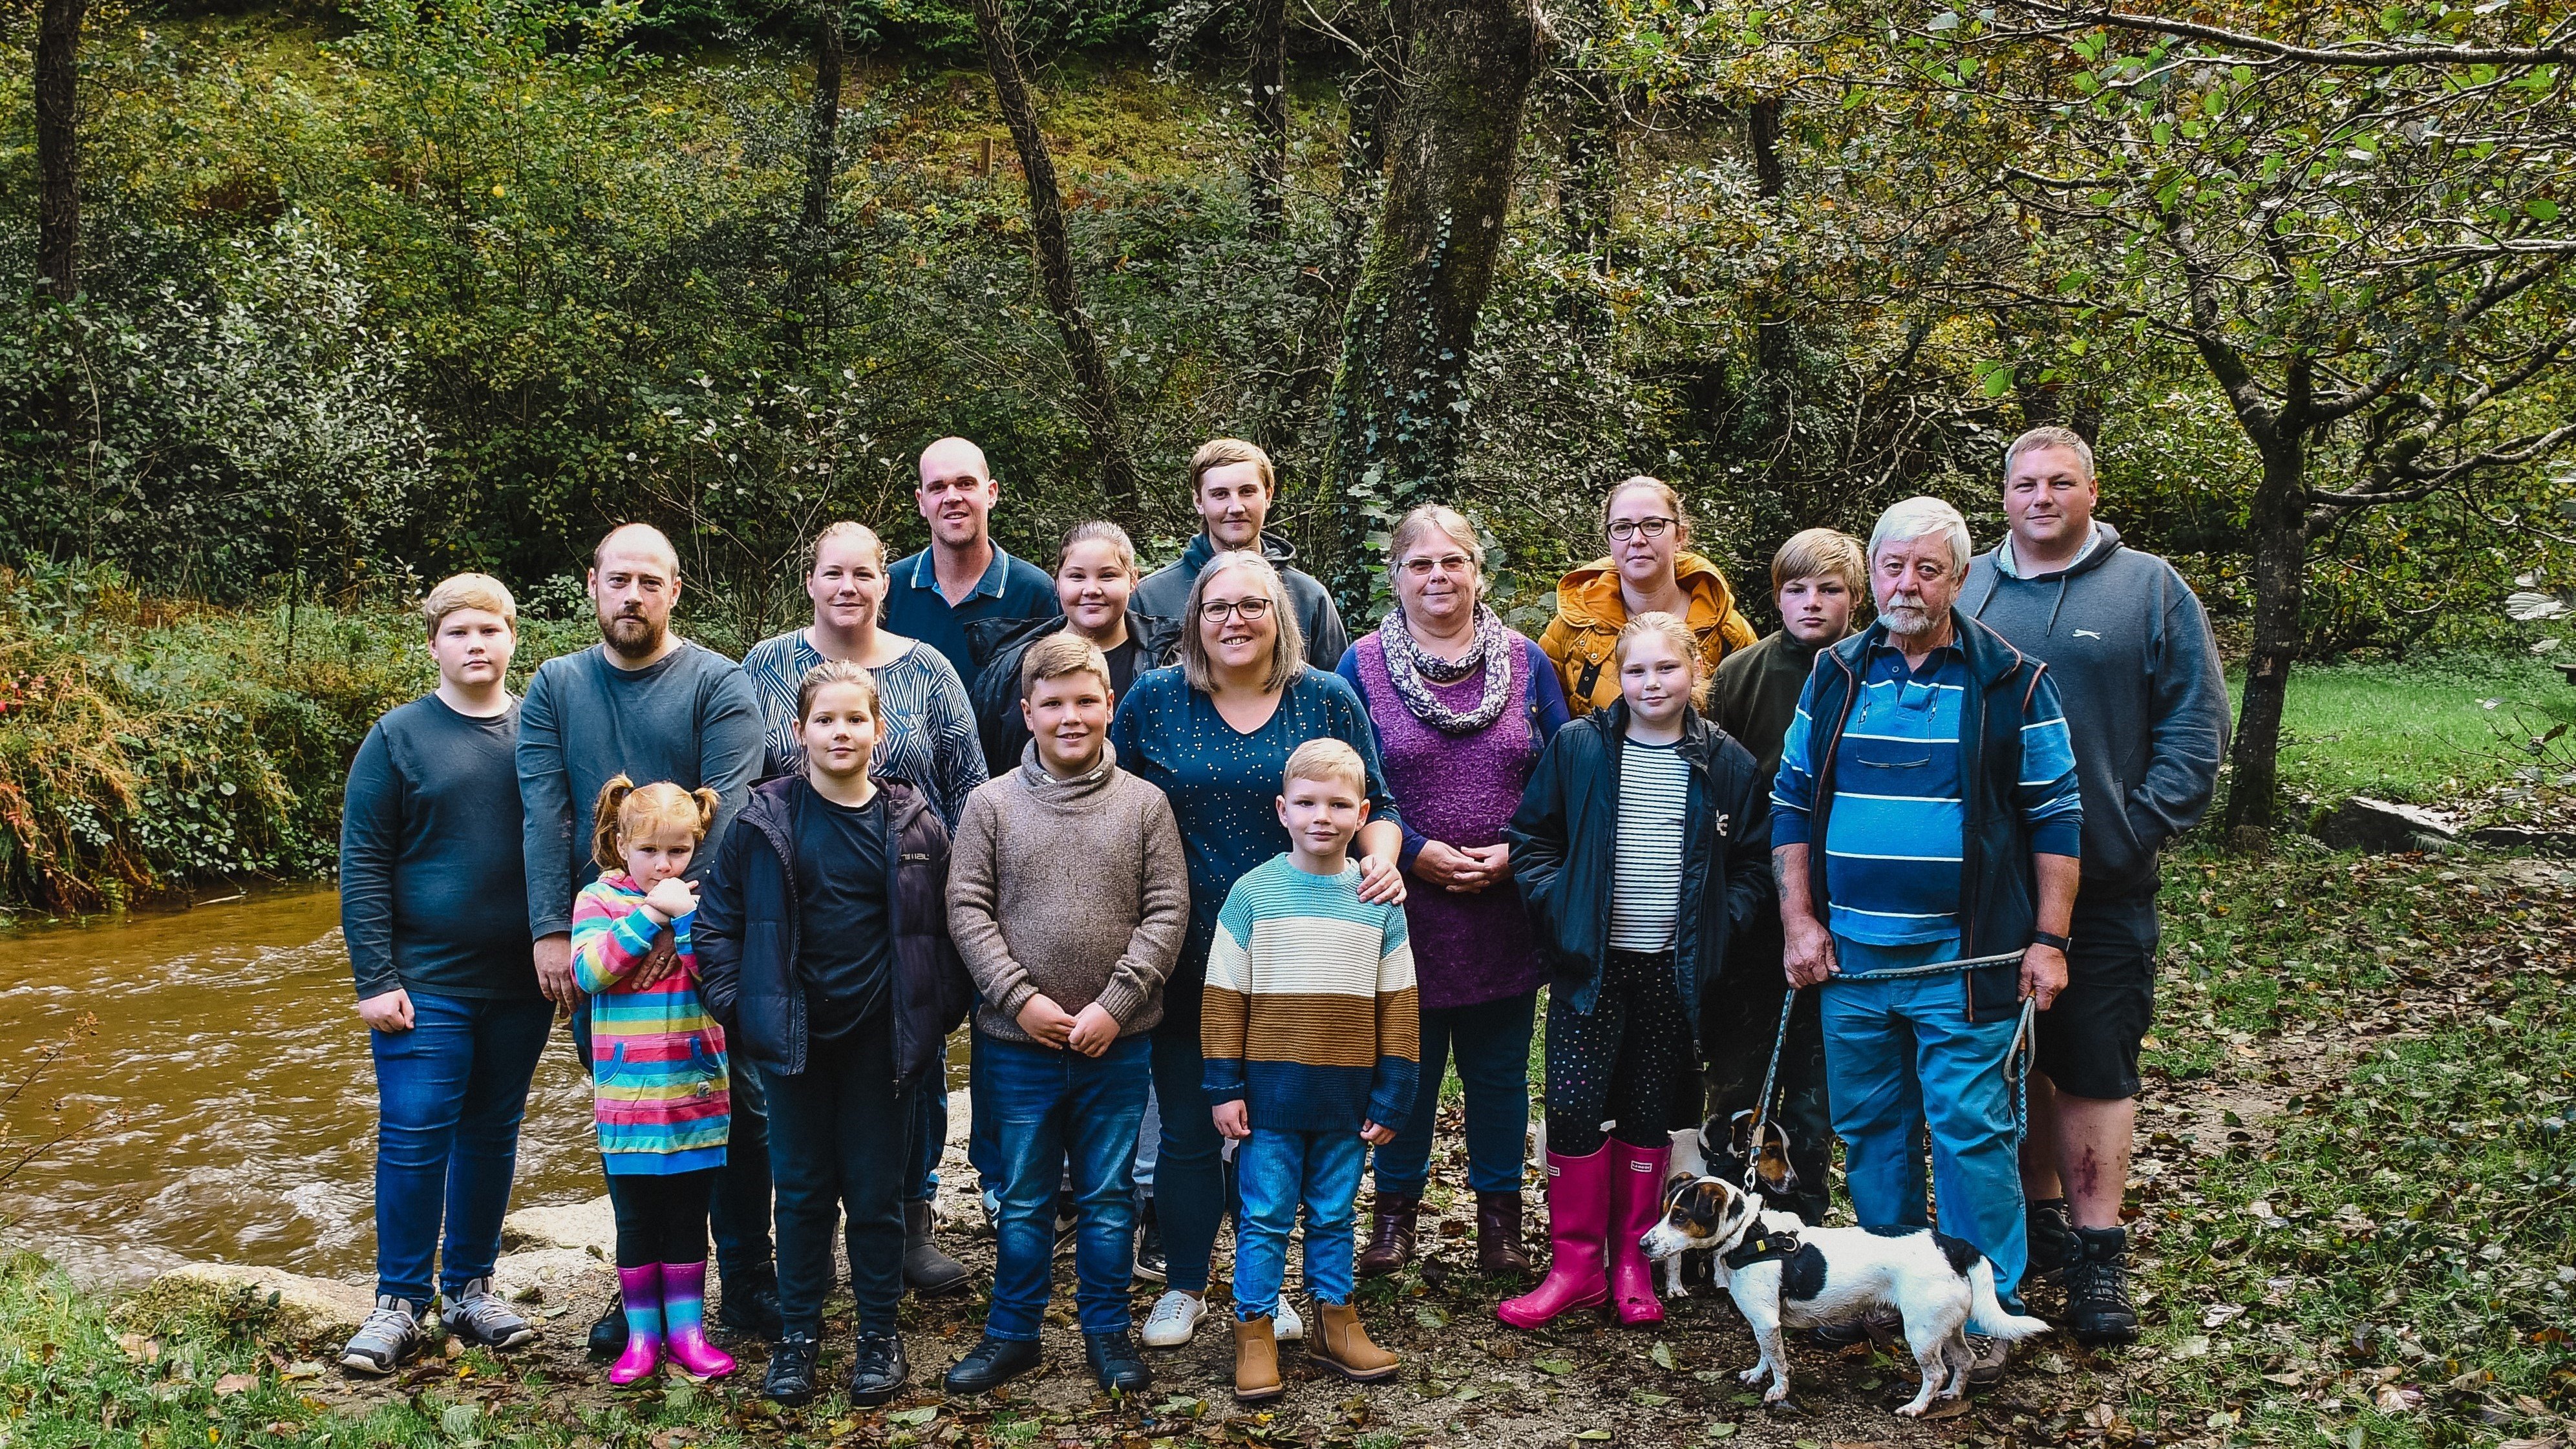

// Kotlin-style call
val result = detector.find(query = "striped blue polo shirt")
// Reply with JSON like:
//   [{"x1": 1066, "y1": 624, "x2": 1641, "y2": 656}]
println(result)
[{"x1": 1771, "y1": 636, "x2": 2081, "y2": 949}]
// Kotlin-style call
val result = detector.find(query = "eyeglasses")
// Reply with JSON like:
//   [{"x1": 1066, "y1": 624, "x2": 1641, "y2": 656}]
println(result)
[
  {"x1": 1200, "y1": 598, "x2": 1273, "y2": 622},
  {"x1": 1607, "y1": 516, "x2": 1677, "y2": 542},
  {"x1": 1399, "y1": 553, "x2": 1476, "y2": 578}
]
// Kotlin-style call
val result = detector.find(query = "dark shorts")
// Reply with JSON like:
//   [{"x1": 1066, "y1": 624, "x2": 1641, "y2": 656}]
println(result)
[{"x1": 2034, "y1": 884, "x2": 2160, "y2": 1101}]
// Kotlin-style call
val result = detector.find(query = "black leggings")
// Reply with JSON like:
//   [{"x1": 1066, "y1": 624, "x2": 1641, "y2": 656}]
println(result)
[
  {"x1": 1546, "y1": 949, "x2": 1698, "y2": 1157},
  {"x1": 606, "y1": 1168, "x2": 716, "y2": 1269}
]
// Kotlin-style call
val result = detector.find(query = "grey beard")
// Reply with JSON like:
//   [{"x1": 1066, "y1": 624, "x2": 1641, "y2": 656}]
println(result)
[{"x1": 1880, "y1": 603, "x2": 1935, "y2": 635}]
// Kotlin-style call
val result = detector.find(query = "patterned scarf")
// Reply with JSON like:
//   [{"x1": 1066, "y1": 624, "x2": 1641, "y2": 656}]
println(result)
[{"x1": 1380, "y1": 604, "x2": 1515, "y2": 735}]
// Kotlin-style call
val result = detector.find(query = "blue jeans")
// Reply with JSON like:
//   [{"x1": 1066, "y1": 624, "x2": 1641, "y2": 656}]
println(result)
[
  {"x1": 1371, "y1": 991, "x2": 1535, "y2": 1197},
  {"x1": 1233, "y1": 1126, "x2": 1365, "y2": 1320},
  {"x1": 1819, "y1": 938, "x2": 2030, "y2": 1303},
  {"x1": 968, "y1": 1030, "x2": 1002, "y2": 1195},
  {"x1": 910, "y1": 1072, "x2": 948, "y2": 1202},
  {"x1": 979, "y1": 1032, "x2": 1151, "y2": 1338},
  {"x1": 1148, "y1": 1031, "x2": 1228, "y2": 1295},
  {"x1": 370, "y1": 991, "x2": 553, "y2": 1305}
]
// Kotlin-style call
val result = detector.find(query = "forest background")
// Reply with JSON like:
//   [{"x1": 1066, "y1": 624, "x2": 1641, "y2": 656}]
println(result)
[{"x1": 1, "y1": 0, "x2": 2571, "y2": 914}]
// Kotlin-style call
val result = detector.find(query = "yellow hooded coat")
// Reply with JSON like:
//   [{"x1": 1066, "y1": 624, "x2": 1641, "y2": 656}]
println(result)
[{"x1": 1538, "y1": 550, "x2": 1759, "y2": 716}]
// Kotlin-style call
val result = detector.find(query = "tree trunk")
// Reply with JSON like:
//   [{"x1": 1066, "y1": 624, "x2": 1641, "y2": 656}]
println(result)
[
  {"x1": 970, "y1": 0, "x2": 1140, "y2": 508},
  {"x1": 1749, "y1": 96, "x2": 1785, "y2": 199},
  {"x1": 1248, "y1": 0, "x2": 1287, "y2": 243},
  {"x1": 36, "y1": 0, "x2": 83, "y2": 301},
  {"x1": 1323, "y1": 0, "x2": 1546, "y2": 600},
  {"x1": 2222, "y1": 434, "x2": 2310, "y2": 835},
  {"x1": 790, "y1": 4, "x2": 845, "y2": 354}
]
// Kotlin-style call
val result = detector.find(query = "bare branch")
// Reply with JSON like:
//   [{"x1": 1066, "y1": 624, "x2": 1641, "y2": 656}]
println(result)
[{"x1": 2003, "y1": 3, "x2": 2576, "y2": 68}]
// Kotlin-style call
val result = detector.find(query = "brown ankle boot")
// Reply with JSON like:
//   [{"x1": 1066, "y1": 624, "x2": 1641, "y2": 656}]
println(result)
[
  {"x1": 1475, "y1": 1190, "x2": 1531, "y2": 1276},
  {"x1": 1313, "y1": 1300, "x2": 1399, "y2": 1381},
  {"x1": 1356, "y1": 1194, "x2": 1420, "y2": 1278},
  {"x1": 1231, "y1": 1315, "x2": 1283, "y2": 1402}
]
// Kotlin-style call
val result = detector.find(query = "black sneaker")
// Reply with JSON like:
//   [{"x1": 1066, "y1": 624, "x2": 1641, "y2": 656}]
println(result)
[
  {"x1": 847, "y1": 1329, "x2": 909, "y2": 1406},
  {"x1": 943, "y1": 1333, "x2": 1042, "y2": 1394},
  {"x1": 1086, "y1": 1329, "x2": 1152, "y2": 1394},
  {"x1": 2065, "y1": 1225, "x2": 2139, "y2": 1344},
  {"x1": 2025, "y1": 1196, "x2": 2072, "y2": 1287},
  {"x1": 717, "y1": 1269, "x2": 783, "y2": 1341},
  {"x1": 763, "y1": 1333, "x2": 822, "y2": 1405},
  {"x1": 1054, "y1": 1192, "x2": 1080, "y2": 1257},
  {"x1": 586, "y1": 1302, "x2": 628, "y2": 1360},
  {"x1": 1133, "y1": 1199, "x2": 1166, "y2": 1285}
]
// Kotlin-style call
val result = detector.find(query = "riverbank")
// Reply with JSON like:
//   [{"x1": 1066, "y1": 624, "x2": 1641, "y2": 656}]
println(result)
[{"x1": 6, "y1": 840, "x2": 2571, "y2": 1449}]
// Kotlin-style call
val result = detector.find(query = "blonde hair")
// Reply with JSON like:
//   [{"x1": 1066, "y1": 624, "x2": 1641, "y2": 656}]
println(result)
[
  {"x1": 2004, "y1": 425, "x2": 2095, "y2": 482},
  {"x1": 1615, "y1": 611, "x2": 1711, "y2": 710},
  {"x1": 1020, "y1": 631, "x2": 1114, "y2": 701},
  {"x1": 809, "y1": 520, "x2": 888, "y2": 573},
  {"x1": 1187, "y1": 438, "x2": 1275, "y2": 498},
  {"x1": 1283, "y1": 737, "x2": 1367, "y2": 797},
  {"x1": 1385, "y1": 504, "x2": 1486, "y2": 596},
  {"x1": 1770, "y1": 528, "x2": 1867, "y2": 597},
  {"x1": 1055, "y1": 520, "x2": 1137, "y2": 576},
  {"x1": 420, "y1": 573, "x2": 516, "y2": 634},
  {"x1": 1178, "y1": 551, "x2": 1304, "y2": 693},
  {"x1": 590, "y1": 775, "x2": 721, "y2": 873},
  {"x1": 1602, "y1": 476, "x2": 1693, "y2": 545},
  {"x1": 796, "y1": 657, "x2": 880, "y2": 723}
]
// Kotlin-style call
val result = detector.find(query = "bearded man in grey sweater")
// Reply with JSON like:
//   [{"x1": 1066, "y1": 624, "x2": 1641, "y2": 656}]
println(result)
[{"x1": 1960, "y1": 426, "x2": 2230, "y2": 1346}]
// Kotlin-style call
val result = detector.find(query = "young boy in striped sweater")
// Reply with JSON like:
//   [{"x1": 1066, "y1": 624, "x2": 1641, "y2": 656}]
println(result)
[{"x1": 1203, "y1": 739, "x2": 1418, "y2": 1402}]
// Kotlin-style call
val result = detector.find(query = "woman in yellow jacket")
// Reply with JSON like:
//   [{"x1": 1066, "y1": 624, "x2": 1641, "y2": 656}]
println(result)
[{"x1": 1538, "y1": 477, "x2": 1758, "y2": 715}]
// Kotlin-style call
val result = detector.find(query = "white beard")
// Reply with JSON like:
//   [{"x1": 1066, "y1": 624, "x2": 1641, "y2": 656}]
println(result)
[{"x1": 1880, "y1": 602, "x2": 1935, "y2": 635}]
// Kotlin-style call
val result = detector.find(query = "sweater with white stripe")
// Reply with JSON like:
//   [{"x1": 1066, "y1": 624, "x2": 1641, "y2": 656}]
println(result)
[
  {"x1": 1608, "y1": 737, "x2": 1689, "y2": 951},
  {"x1": 1200, "y1": 854, "x2": 1419, "y2": 1134}
]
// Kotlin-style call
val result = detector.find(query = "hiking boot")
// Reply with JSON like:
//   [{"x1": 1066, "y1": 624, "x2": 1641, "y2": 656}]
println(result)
[
  {"x1": 339, "y1": 1296, "x2": 425, "y2": 1376},
  {"x1": 586, "y1": 1302, "x2": 628, "y2": 1360},
  {"x1": 943, "y1": 1333, "x2": 1042, "y2": 1395},
  {"x1": 1087, "y1": 1329, "x2": 1152, "y2": 1393},
  {"x1": 846, "y1": 1329, "x2": 910, "y2": 1406},
  {"x1": 1357, "y1": 1194, "x2": 1420, "y2": 1278},
  {"x1": 1966, "y1": 1333, "x2": 2012, "y2": 1386},
  {"x1": 1812, "y1": 1306, "x2": 1901, "y2": 1348},
  {"x1": 2065, "y1": 1225, "x2": 2140, "y2": 1344},
  {"x1": 1231, "y1": 1315, "x2": 1283, "y2": 1402},
  {"x1": 1476, "y1": 1191, "x2": 1531, "y2": 1277},
  {"x1": 902, "y1": 1199, "x2": 972, "y2": 1296},
  {"x1": 440, "y1": 1277, "x2": 534, "y2": 1351},
  {"x1": 716, "y1": 1267, "x2": 782, "y2": 1341},
  {"x1": 1312, "y1": 1300, "x2": 1398, "y2": 1382},
  {"x1": 2025, "y1": 1196, "x2": 2073, "y2": 1287},
  {"x1": 763, "y1": 1333, "x2": 822, "y2": 1404}
]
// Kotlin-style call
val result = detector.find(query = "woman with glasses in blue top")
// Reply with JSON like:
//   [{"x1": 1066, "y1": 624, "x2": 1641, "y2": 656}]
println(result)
[{"x1": 1107, "y1": 550, "x2": 1408, "y2": 1355}]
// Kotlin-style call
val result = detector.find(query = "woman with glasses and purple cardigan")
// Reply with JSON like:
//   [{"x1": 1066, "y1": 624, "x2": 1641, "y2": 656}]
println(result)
[
  {"x1": 1334, "y1": 506, "x2": 1569, "y2": 1282},
  {"x1": 1106, "y1": 550, "x2": 1407, "y2": 1354}
]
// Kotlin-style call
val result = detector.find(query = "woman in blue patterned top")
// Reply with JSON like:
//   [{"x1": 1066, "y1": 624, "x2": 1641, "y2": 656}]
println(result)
[
  {"x1": 740, "y1": 522, "x2": 988, "y2": 826},
  {"x1": 1107, "y1": 550, "x2": 1407, "y2": 1353}
]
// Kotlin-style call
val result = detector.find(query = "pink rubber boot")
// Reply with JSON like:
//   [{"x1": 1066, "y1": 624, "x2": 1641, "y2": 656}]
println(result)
[
  {"x1": 608, "y1": 1264, "x2": 665, "y2": 1386},
  {"x1": 1608, "y1": 1139, "x2": 1672, "y2": 1326},
  {"x1": 1496, "y1": 1144, "x2": 1612, "y2": 1329},
  {"x1": 659, "y1": 1262, "x2": 735, "y2": 1380}
]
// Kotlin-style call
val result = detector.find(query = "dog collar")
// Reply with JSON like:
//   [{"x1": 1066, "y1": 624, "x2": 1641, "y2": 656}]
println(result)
[{"x1": 1722, "y1": 1229, "x2": 1802, "y2": 1269}]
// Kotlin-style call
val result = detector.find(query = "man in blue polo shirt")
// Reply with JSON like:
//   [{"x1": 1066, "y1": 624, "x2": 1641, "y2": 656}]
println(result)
[
  {"x1": 884, "y1": 436, "x2": 1060, "y2": 692},
  {"x1": 881, "y1": 435, "x2": 1059, "y2": 1294},
  {"x1": 1771, "y1": 496, "x2": 2081, "y2": 1386}
]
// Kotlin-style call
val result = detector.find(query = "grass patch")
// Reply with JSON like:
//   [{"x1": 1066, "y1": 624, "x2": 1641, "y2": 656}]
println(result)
[{"x1": 2252, "y1": 653, "x2": 2576, "y2": 809}]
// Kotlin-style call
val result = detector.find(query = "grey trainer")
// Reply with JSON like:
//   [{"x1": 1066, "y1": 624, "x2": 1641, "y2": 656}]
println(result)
[
  {"x1": 340, "y1": 1296, "x2": 425, "y2": 1375},
  {"x1": 441, "y1": 1277, "x2": 535, "y2": 1350}
]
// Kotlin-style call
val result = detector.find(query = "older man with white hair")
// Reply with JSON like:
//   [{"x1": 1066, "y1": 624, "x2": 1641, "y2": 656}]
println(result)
[{"x1": 1769, "y1": 496, "x2": 2083, "y2": 1382}]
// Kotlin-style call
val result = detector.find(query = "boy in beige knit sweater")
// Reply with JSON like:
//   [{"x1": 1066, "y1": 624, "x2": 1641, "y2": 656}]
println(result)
[{"x1": 943, "y1": 632, "x2": 1189, "y2": 1395}]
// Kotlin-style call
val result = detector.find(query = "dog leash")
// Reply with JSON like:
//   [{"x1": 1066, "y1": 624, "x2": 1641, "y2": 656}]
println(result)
[{"x1": 1742, "y1": 949, "x2": 2039, "y2": 1189}]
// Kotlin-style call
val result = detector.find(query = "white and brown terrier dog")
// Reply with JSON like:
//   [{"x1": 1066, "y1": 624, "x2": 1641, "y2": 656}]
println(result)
[{"x1": 1639, "y1": 1175, "x2": 2052, "y2": 1416}]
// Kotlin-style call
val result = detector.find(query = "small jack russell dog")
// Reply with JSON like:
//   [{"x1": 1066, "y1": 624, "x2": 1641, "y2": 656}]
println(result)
[{"x1": 1639, "y1": 1176, "x2": 2052, "y2": 1416}]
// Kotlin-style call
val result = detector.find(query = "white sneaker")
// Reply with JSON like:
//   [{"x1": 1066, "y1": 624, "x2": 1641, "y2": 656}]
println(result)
[
  {"x1": 1273, "y1": 1296, "x2": 1304, "y2": 1342},
  {"x1": 1140, "y1": 1289, "x2": 1206, "y2": 1348}
]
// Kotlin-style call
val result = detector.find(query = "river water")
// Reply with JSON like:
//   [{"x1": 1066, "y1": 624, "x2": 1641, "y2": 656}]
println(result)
[{"x1": 0, "y1": 889, "x2": 601, "y2": 1286}]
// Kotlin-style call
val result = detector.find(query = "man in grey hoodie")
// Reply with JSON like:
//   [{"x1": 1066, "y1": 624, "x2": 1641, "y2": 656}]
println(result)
[
  {"x1": 1130, "y1": 438, "x2": 1348, "y2": 671},
  {"x1": 1961, "y1": 426, "x2": 2230, "y2": 1346}
]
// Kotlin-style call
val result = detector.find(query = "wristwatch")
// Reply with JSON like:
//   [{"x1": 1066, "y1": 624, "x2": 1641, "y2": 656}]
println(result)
[{"x1": 2030, "y1": 929, "x2": 2072, "y2": 953}]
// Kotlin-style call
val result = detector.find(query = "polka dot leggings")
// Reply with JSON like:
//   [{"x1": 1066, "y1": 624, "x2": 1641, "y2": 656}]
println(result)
[{"x1": 1546, "y1": 949, "x2": 1699, "y2": 1158}]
